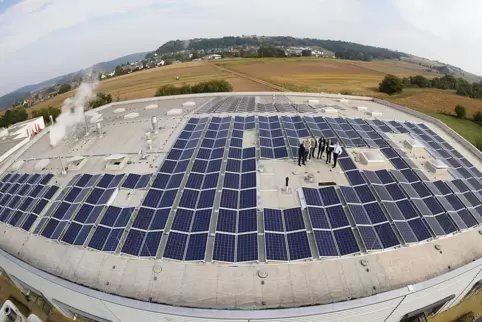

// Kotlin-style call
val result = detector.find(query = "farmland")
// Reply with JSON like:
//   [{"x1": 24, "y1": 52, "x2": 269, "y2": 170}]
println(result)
[{"x1": 31, "y1": 57, "x2": 482, "y2": 144}]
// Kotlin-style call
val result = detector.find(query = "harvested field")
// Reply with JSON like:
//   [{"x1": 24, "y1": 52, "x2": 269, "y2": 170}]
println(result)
[
  {"x1": 387, "y1": 89, "x2": 482, "y2": 116},
  {"x1": 31, "y1": 62, "x2": 269, "y2": 111}
]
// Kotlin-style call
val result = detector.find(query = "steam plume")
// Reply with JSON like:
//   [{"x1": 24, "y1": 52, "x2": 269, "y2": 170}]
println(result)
[{"x1": 49, "y1": 78, "x2": 98, "y2": 146}]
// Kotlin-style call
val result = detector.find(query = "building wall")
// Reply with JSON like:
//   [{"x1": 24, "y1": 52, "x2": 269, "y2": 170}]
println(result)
[{"x1": 1, "y1": 249, "x2": 481, "y2": 322}]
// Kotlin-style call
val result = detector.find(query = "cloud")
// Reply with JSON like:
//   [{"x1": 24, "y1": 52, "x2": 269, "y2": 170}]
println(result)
[{"x1": 0, "y1": 0, "x2": 481, "y2": 96}]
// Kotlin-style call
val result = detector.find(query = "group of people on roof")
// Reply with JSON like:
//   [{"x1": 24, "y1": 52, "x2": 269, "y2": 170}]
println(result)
[{"x1": 298, "y1": 137, "x2": 343, "y2": 169}]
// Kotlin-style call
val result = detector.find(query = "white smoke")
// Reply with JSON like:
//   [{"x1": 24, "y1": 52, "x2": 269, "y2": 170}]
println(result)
[
  {"x1": 49, "y1": 79, "x2": 99, "y2": 146},
  {"x1": 182, "y1": 39, "x2": 190, "y2": 50}
]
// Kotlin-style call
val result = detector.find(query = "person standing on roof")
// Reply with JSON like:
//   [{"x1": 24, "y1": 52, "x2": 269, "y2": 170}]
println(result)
[
  {"x1": 325, "y1": 139, "x2": 334, "y2": 164},
  {"x1": 309, "y1": 137, "x2": 317, "y2": 159},
  {"x1": 303, "y1": 138, "x2": 311, "y2": 162},
  {"x1": 332, "y1": 142, "x2": 343, "y2": 169},
  {"x1": 317, "y1": 136, "x2": 326, "y2": 159},
  {"x1": 298, "y1": 143, "x2": 306, "y2": 166}
]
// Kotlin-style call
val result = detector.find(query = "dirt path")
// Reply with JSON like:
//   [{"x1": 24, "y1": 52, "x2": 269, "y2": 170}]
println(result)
[{"x1": 214, "y1": 64, "x2": 286, "y2": 92}]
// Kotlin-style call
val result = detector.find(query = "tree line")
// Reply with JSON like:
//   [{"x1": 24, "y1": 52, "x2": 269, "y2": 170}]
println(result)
[
  {"x1": 155, "y1": 80, "x2": 232, "y2": 97},
  {"x1": 151, "y1": 36, "x2": 408, "y2": 61}
]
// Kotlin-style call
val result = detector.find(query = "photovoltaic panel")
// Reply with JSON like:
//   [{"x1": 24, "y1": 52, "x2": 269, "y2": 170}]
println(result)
[
  {"x1": 240, "y1": 189, "x2": 256, "y2": 209},
  {"x1": 265, "y1": 233, "x2": 288, "y2": 261},
  {"x1": 264, "y1": 208, "x2": 284, "y2": 232},
  {"x1": 217, "y1": 209, "x2": 237, "y2": 233},
  {"x1": 333, "y1": 228, "x2": 359, "y2": 255},
  {"x1": 213, "y1": 233, "x2": 235, "y2": 262},
  {"x1": 375, "y1": 223, "x2": 400, "y2": 248},
  {"x1": 237, "y1": 233, "x2": 258, "y2": 262},
  {"x1": 326, "y1": 205, "x2": 350, "y2": 228},
  {"x1": 163, "y1": 232, "x2": 188, "y2": 260},
  {"x1": 307, "y1": 207, "x2": 330, "y2": 229},
  {"x1": 313, "y1": 230, "x2": 338, "y2": 257},
  {"x1": 396, "y1": 200, "x2": 419, "y2": 220},
  {"x1": 339, "y1": 186, "x2": 361, "y2": 203},
  {"x1": 302, "y1": 188, "x2": 323, "y2": 206},
  {"x1": 185, "y1": 233, "x2": 208, "y2": 261},
  {"x1": 318, "y1": 187, "x2": 340, "y2": 206},
  {"x1": 220, "y1": 189, "x2": 238, "y2": 209},
  {"x1": 408, "y1": 218, "x2": 432, "y2": 241},
  {"x1": 238, "y1": 209, "x2": 257, "y2": 233},
  {"x1": 348, "y1": 204, "x2": 371, "y2": 225},
  {"x1": 287, "y1": 231, "x2": 311, "y2": 260},
  {"x1": 283, "y1": 208, "x2": 305, "y2": 231},
  {"x1": 358, "y1": 226, "x2": 383, "y2": 250},
  {"x1": 171, "y1": 209, "x2": 194, "y2": 232},
  {"x1": 354, "y1": 185, "x2": 376, "y2": 204}
]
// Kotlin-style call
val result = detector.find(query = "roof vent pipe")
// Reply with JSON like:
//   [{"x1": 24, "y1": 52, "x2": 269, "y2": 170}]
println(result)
[
  {"x1": 96, "y1": 122, "x2": 103, "y2": 139},
  {"x1": 151, "y1": 116, "x2": 158, "y2": 134}
]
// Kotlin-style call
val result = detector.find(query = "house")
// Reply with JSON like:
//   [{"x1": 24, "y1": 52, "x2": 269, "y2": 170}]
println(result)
[
  {"x1": 108, "y1": 70, "x2": 116, "y2": 77},
  {"x1": 202, "y1": 54, "x2": 222, "y2": 60}
]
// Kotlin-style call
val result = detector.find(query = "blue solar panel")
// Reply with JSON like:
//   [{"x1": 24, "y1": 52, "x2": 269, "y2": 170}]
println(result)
[
  {"x1": 211, "y1": 147, "x2": 225, "y2": 160},
  {"x1": 150, "y1": 209, "x2": 169, "y2": 230},
  {"x1": 186, "y1": 174, "x2": 203, "y2": 190},
  {"x1": 307, "y1": 207, "x2": 330, "y2": 229},
  {"x1": 458, "y1": 209, "x2": 477, "y2": 227},
  {"x1": 287, "y1": 231, "x2": 311, "y2": 260},
  {"x1": 213, "y1": 233, "x2": 235, "y2": 262},
  {"x1": 132, "y1": 207, "x2": 154, "y2": 230},
  {"x1": 375, "y1": 170, "x2": 394, "y2": 184},
  {"x1": 191, "y1": 209, "x2": 212, "y2": 232},
  {"x1": 408, "y1": 218, "x2": 432, "y2": 241},
  {"x1": 220, "y1": 189, "x2": 238, "y2": 209},
  {"x1": 423, "y1": 197, "x2": 444, "y2": 215},
  {"x1": 445, "y1": 194, "x2": 464, "y2": 211},
  {"x1": 313, "y1": 230, "x2": 338, "y2": 257},
  {"x1": 179, "y1": 189, "x2": 199, "y2": 209},
  {"x1": 303, "y1": 188, "x2": 323, "y2": 206},
  {"x1": 348, "y1": 204, "x2": 371, "y2": 225},
  {"x1": 21, "y1": 214, "x2": 37, "y2": 231},
  {"x1": 171, "y1": 209, "x2": 194, "y2": 232},
  {"x1": 386, "y1": 184, "x2": 406, "y2": 201},
  {"x1": 264, "y1": 209, "x2": 283, "y2": 232},
  {"x1": 237, "y1": 233, "x2": 258, "y2": 262},
  {"x1": 121, "y1": 229, "x2": 145, "y2": 255},
  {"x1": 139, "y1": 231, "x2": 162, "y2": 257},
  {"x1": 241, "y1": 173, "x2": 256, "y2": 189},
  {"x1": 391, "y1": 158, "x2": 409, "y2": 170},
  {"x1": 100, "y1": 207, "x2": 120, "y2": 226},
  {"x1": 338, "y1": 158, "x2": 357, "y2": 171},
  {"x1": 412, "y1": 182, "x2": 431, "y2": 198},
  {"x1": 238, "y1": 209, "x2": 257, "y2": 233},
  {"x1": 226, "y1": 159, "x2": 241, "y2": 172},
  {"x1": 395, "y1": 200, "x2": 419, "y2": 220},
  {"x1": 265, "y1": 232, "x2": 288, "y2": 261},
  {"x1": 88, "y1": 226, "x2": 109, "y2": 250},
  {"x1": 185, "y1": 233, "x2": 208, "y2": 261},
  {"x1": 358, "y1": 226, "x2": 383, "y2": 250},
  {"x1": 123, "y1": 174, "x2": 141, "y2": 189},
  {"x1": 243, "y1": 148, "x2": 256, "y2": 159},
  {"x1": 242, "y1": 159, "x2": 256, "y2": 172},
  {"x1": 394, "y1": 221, "x2": 418, "y2": 243},
  {"x1": 240, "y1": 189, "x2": 256, "y2": 209},
  {"x1": 135, "y1": 175, "x2": 151, "y2": 189},
  {"x1": 217, "y1": 209, "x2": 236, "y2": 233},
  {"x1": 339, "y1": 186, "x2": 361, "y2": 203},
  {"x1": 260, "y1": 147, "x2": 274, "y2": 159},
  {"x1": 159, "y1": 189, "x2": 177, "y2": 208},
  {"x1": 333, "y1": 228, "x2": 359, "y2": 255},
  {"x1": 346, "y1": 171, "x2": 366, "y2": 186},
  {"x1": 207, "y1": 159, "x2": 222, "y2": 173},
  {"x1": 198, "y1": 189, "x2": 216, "y2": 209},
  {"x1": 401, "y1": 169, "x2": 419, "y2": 183},
  {"x1": 143, "y1": 189, "x2": 163, "y2": 208},
  {"x1": 65, "y1": 187, "x2": 81, "y2": 203},
  {"x1": 375, "y1": 223, "x2": 400, "y2": 248},
  {"x1": 319, "y1": 187, "x2": 340, "y2": 206},
  {"x1": 224, "y1": 173, "x2": 240, "y2": 189},
  {"x1": 326, "y1": 205, "x2": 350, "y2": 228},
  {"x1": 163, "y1": 232, "x2": 188, "y2": 260},
  {"x1": 354, "y1": 185, "x2": 376, "y2": 203},
  {"x1": 229, "y1": 148, "x2": 242, "y2": 159},
  {"x1": 364, "y1": 202, "x2": 387, "y2": 224},
  {"x1": 103, "y1": 229, "x2": 124, "y2": 252},
  {"x1": 203, "y1": 173, "x2": 219, "y2": 189},
  {"x1": 436, "y1": 213, "x2": 458, "y2": 234},
  {"x1": 282, "y1": 208, "x2": 304, "y2": 232}
]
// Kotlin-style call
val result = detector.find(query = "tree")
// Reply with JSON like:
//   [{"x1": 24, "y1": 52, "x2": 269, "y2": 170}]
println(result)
[
  {"x1": 473, "y1": 111, "x2": 482, "y2": 124},
  {"x1": 31, "y1": 106, "x2": 61, "y2": 124},
  {"x1": 0, "y1": 108, "x2": 29, "y2": 128},
  {"x1": 191, "y1": 51, "x2": 201, "y2": 60},
  {"x1": 476, "y1": 137, "x2": 482, "y2": 152},
  {"x1": 410, "y1": 75, "x2": 431, "y2": 88},
  {"x1": 456, "y1": 79, "x2": 473, "y2": 96},
  {"x1": 379, "y1": 75, "x2": 404, "y2": 94},
  {"x1": 154, "y1": 80, "x2": 232, "y2": 97},
  {"x1": 301, "y1": 50, "x2": 312, "y2": 57},
  {"x1": 58, "y1": 84, "x2": 72, "y2": 94},
  {"x1": 89, "y1": 92, "x2": 112, "y2": 108},
  {"x1": 454, "y1": 105, "x2": 466, "y2": 118}
]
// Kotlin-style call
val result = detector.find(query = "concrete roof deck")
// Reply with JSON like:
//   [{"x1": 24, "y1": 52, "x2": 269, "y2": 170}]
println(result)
[{"x1": 0, "y1": 93, "x2": 481, "y2": 310}]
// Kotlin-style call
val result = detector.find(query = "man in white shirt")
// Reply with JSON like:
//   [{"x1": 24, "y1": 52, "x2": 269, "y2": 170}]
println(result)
[{"x1": 332, "y1": 142, "x2": 343, "y2": 169}]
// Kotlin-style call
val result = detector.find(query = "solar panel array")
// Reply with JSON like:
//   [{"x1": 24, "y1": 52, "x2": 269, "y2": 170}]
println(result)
[
  {"x1": 2, "y1": 113, "x2": 481, "y2": 264},
  {"x1": 196, "y1": 96, "x2": 316, "y2": 114},
  {"x1": 0, "y1": 173, "x2": 57, "y2": 231}
]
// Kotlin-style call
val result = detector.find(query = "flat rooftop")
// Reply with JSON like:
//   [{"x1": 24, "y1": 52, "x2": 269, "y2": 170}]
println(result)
[{"x1": 0, "y1": 93, "x2": 481, "y2": 310}]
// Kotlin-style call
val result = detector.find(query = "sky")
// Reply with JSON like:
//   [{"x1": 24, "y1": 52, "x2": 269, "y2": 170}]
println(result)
[{"x1": 1, "y1": 0, "x2": 482, "y2": 96}]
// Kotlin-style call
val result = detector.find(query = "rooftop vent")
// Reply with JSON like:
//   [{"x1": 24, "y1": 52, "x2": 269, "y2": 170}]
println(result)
[
  {"x1": 114, "y1": 108, "x2": 126, "y2": 113},
  {"x1": 308, "y1": 99, "x2": 319, "y2": 104},
  {"x1": 124, "y1": 113, "x2": 139, "y2": 120},
  {"x1": 182, "y1": 101, "x2": 196, "y2": 107},
  {"x1": 145, "y1": 104, "x2": 158, "y2": 110},
  {"x1": 104, "y1": 154, "x2": 129, "y2": 171},
  {"x1": 358, "y1": 150, "x2": 385, "y2": 165},
  {"x1": 67, "y1": 156, "x2": 87, "y2": 171},
  {"x1": 355, "y1": 106, "x2": 368, "y2": 111},
  {"x1": 167, "y1": 109, "x2": 182, "y2": 116},
  {"x1": 321, "y1": 107, "x2": 338, "y2": 114},
  {"x1": 338, "y1": 99, "x2": 349, "y2": 103},
  {"x1": 426, "y1": 159, "x2": 449, "y2": 174},
  {"x1": 34, "y1": 159, "x2": 50, "y2": 171},
  {"x1": 404, "y1": 139, "x2": 425, "y2": 152},
  {"x1": 367, "y1": 111, "x2": 383, "y2": 117}
]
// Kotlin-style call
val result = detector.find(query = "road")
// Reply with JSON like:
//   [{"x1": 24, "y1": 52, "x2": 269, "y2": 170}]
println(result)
[{"x1": 213, "y1": 63, "x2": 287, "y2": 92}]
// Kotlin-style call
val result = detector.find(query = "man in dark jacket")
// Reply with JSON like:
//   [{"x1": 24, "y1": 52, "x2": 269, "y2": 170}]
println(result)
[
  {"x1": 298, "y1": 143, "x2": 306, "y2": 166},
  {"x1": 317, "y1": 137, "x2": 326, "y2": 159}
]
